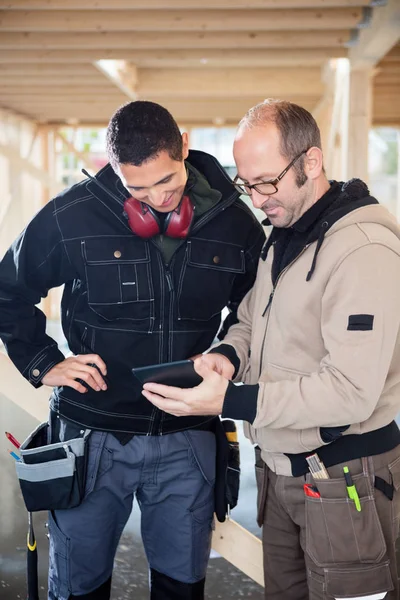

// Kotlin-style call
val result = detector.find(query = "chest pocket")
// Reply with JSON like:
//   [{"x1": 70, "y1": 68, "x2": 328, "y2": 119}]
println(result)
[
  {"x1": 82, "y1": 237, "x2": 154, "y2": 324},
  {"x1": 177, "y1": 238, "x2": 245, "y2": 321}
]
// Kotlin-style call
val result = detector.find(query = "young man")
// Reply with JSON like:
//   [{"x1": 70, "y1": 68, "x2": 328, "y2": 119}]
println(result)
[
  {"x1": 0, "y1": 101, "x2": 265, "y2": 600},
  {"x1": 143, "y1": 99, "x2": 400, "y2": 599}
]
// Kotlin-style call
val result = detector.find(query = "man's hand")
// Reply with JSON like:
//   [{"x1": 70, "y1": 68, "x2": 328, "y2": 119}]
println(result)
[
  {"x1": 42, "y1": 354, "x2": 107, "y2": 393},
  {"x1": 200, "y1": 352, "x2": 235, "y2": 379},
  {"x1": 142, "y1": 356, "x2": 229, "y2": 417}
]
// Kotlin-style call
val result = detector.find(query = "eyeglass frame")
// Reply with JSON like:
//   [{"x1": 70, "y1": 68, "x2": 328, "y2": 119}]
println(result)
[{"x1": 233, "y1": 149, "x2": 310, "y2": 196}]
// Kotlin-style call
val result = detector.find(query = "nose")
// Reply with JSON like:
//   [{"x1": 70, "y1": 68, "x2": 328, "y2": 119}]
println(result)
[
  {"x1": 250, "y1": 189, "x2": 268, "y2": 210},
  {"x1": 148, "y1": 190, "x2": 165, "y2": 208}
]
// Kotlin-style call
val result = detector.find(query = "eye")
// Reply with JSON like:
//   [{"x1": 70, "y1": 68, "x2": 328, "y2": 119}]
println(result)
[{"x1": 158, "y1": 176, "x2": 172, "y2": 185}]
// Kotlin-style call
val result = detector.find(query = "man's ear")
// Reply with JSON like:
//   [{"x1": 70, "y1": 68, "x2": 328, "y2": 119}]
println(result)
[
  {"x1": 305, "y1": 147, "x2": 324, "y2": 180},
  {"x1": 182, "y1": 132, "x2": 189, "y2": 160}
]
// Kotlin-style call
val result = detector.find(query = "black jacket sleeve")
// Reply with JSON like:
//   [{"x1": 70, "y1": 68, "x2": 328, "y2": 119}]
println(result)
[
  {"x1": 218, "y1": 213, "x2": 265, "y2": 340},
  {"x1": 0, "y1": 200, "x2": 76, "y2": 387}
]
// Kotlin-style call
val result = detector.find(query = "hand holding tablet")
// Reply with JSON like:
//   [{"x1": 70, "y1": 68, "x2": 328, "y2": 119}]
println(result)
[{"x1": 132, "y1": 359, "x2": 203, "y2": 389}]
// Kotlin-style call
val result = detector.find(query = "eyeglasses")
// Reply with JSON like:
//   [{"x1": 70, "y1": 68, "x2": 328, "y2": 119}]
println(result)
[{"x1": 233, "y1": 150, "x2": 309, "y2": 196}]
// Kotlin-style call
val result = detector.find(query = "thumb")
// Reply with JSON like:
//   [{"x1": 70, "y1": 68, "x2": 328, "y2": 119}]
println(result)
[{"x1": 193, "y1": 356, "x2": 213, "y2": 379}]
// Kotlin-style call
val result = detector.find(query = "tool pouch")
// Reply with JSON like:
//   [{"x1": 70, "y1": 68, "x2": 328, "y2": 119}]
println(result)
[
  {"x1": 214, "y1": 418, "x2": 240, "y2": 522},
  {"x1": 15, "y1": 421, "x2": 90, "y2": 512}
]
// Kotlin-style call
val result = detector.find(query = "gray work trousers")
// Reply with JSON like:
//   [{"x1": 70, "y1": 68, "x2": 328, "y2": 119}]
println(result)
[
  {"x1": 256, "y1": 446, "x2": 400, "y2": 599},
  {"x1": 47, "y1": 425, "x2": 216, "y2": 599}
]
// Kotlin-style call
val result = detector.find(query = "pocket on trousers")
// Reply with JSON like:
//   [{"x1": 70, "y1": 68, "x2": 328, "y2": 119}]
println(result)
[
  {"x1": 190, "y1": 498, "x2": 214, "y2": 581},
  {"x1": 184, "y1": 430, "x2": 216, "y2": 486},
  {"x1": 84, "y1": 432, "x2": 114, "y2": 497},
  {"x1": 305, "y1": 472, "x2": 387, "y2": 568},
  {"x1": 255, "y1": 447, "x2": 268, "y2": 527},
  {"x1": 48, "y1": 511, "x2": 72, "y2": 600},
  {"x1": 325, "y1": 562, "x2": 393, "y2": 597}
]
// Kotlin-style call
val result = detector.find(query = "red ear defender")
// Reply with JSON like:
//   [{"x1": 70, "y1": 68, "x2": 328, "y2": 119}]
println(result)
[
  {"x1": 164, "y1": 195, "x2": 194, "y2": 239},
  {"x1": 123, "y1": 195, "x2": 194, "y2": 239},
  {"x1": 123, "y1": 197, "x2": 161, "y2": 238}
]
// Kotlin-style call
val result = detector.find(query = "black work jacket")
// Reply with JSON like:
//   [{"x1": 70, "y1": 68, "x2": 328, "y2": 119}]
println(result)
[{"x1": 0, "y1": 150, "x2": 265, "y2": 434}]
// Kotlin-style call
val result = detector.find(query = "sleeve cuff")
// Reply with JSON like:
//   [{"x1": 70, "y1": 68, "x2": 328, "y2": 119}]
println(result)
[
  {"x1": 24, "y1": 346, "x2": 65, "y2": 388},
  {"x1": 208, "y1": 344, "x2": 240, "y2": 379},
  {"x1": 222, "y1": 381, "x2": 259, "y2": 423}
]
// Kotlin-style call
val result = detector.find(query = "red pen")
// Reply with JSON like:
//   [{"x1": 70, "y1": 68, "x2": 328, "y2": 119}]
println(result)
[
  {"x1": 5, "y1": 431, "x2": 21, "y2": 449},
  {"x1": 303, "y1": 483, "x2": 321, "y2": 498}
]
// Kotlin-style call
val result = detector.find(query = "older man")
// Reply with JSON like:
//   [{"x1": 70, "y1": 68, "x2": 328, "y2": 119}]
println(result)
[{"x1": 143, "y1": 99, "x2": 400, "y2": 600}]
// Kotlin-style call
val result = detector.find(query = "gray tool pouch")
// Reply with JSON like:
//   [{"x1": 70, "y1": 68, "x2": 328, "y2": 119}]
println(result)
[{"x1": 15, "y1": 421, "x2": 91, "y2": 512}]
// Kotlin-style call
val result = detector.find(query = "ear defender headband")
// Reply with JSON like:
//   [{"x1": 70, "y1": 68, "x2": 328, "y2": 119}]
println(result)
[
  {"x1": 82, "y1": 169, "x2": 194, "y2": 239},
  {"x1": 123, "y1": 195, "x2": 194, "y2": 239}
]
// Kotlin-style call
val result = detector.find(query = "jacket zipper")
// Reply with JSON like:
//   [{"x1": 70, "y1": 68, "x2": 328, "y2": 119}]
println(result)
[
  {"x1": 259, "y1": 245, "x2": 309, "y2": 377},
  {"x1": 147, "y1": 191, "x2": 238, "y2": 435}
]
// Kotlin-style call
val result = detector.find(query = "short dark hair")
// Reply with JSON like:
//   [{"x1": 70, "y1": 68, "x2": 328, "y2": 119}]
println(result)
[
  {"x1": 106, "y1": 101, "x2": 183, "y2": 169},
  {"x1": 238, "y1": 99, "x2": 323, "y2": 187}
]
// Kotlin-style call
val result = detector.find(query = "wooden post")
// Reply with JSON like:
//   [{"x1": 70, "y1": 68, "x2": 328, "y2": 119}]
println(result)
[
  {"x1": 347, "y1": 68, "x2": 373, "y2": 183},
  {"x1": 397, "y1": 130, "x2": 400, "y2": 224},
  {"x1": 40, "y1": 126, "x2": 52, "y2": 318}
]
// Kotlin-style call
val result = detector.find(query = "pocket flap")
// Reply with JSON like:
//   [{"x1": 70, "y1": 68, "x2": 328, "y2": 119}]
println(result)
[
  {"x1": 16, "y1": 455, "x2": 75, "y2": 482},
  {"x1": 188, "y1": 239, "x2": 245, "y2": 273},
  {"x1": 83, "y1": 238, "x2": 149, "y2": 264},
  {"x1": 325, "y1": 561, "x2": 393, "y2": 597},
  {"x1": 388, "y1": 456, "x2": 400, "y2": 491}
]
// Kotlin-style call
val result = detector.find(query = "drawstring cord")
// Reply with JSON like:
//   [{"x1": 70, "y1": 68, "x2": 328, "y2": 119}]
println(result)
[{"x1": 306, "y1": 221, "x2": 328, "y2": 282}]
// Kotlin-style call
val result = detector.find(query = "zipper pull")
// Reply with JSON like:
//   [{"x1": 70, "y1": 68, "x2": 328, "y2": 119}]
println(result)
[
  {"x1": 166, "y1": 272, "x2": 173, "y2": 292},
  {"x1": 262, "y1": 289, "x2": 275, "y2": 317}
]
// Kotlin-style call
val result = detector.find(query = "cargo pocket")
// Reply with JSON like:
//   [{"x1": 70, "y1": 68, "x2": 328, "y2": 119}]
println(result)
[
  {"x1": 48, "y1": 511, "x2": 72, "y2": 600},
  {"x1": 82, "y1": 237, "x2": 154, "y2": 328},
  {"x1": 305, "y1": 471, "x2": 387, "y2": 568},
  {"x1": 388, "y1": 456, "x2": 400, "y2": 526},
  {"x1": 255, "y1": 446, "x2": 268, "y2": 527},
  {"x1": 177, "y1": 239, "x2": 245, "y2": 321},
  {"x1": 190, "y1": 497, "x2": 214, "y2": 580},
  {"x1": 325, "y1": 562, "x2": 393, "y2": 597}
]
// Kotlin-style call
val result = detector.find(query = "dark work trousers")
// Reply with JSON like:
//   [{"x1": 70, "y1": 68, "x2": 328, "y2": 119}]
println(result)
[{"x1": 47, "y1": 420, "x2": 216, "y2": 600}]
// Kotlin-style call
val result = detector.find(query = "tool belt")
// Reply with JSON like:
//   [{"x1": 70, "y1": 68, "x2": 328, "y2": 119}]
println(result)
[{"x1": 15, "y1": 421, "x2": 90, "y2": 512}]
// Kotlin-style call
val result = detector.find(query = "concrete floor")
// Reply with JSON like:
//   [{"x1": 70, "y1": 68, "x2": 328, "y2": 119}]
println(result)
[{"x1": 0, "y1": 391, "x2": 264, "y2": 600}]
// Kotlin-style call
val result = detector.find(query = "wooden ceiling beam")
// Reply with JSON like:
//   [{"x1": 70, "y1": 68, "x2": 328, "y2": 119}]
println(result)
[
  {"x1": 1, "y1": 75, "x2": 114, "y2": 86},
  {"x1": 0, "y1": 30, "x2": 352, "y2": 50},
  {"x1": 0, "y1": 48, "x2": 348, "y2": 67},
  {"x1": 135, "y1": 67, "x2": 324, "y2": 98},
  {"x1": 0, "y1": 8, "x2": 365, "y2": 32},
  {"x1": 349, "y1": 0, "x2": 400, "y2": 69},
  {"x1": 0, "y1": 63, "x2": 103, "y2": 74},
  {"x1": 0, "y1": 67, "x2": 320, "y2": 97},
  {"x1": 2, "y1": 96, "x2": 319, "y2": 123},
  {"x1": 2, "y1": 0, "x2": 371, "y2": 9}
]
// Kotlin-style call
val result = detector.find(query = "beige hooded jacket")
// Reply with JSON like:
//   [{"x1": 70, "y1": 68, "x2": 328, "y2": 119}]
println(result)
[{"x1": 216, "y1": 201, "x2": 400, "y2": 476}]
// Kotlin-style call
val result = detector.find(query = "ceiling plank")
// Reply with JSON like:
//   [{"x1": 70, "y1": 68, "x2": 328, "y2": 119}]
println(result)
[
  {"x1": 0, "y1": 8, "x2": 365, "y2": 32},
  {"x1": 0, "y1": 63, "x2": 104, "y2": 74},
  {"x1": 1, "y1": 95, "x2": 320, "y2": 124},
  {"x1": 1, "y1": 0, "x2": 371, "y2": 9},
  {"x1": 0, "y1": 30, "x2": 352, "y2": 50},
  {"x1": 0, "y1": 66, "x2": 324, "y2": 97},
  {"x1": 0, "y1": 47, "x2": 348, "y2": 67},
  {"x1": 349, "y1": 0, "x2": 400, "y2": 69},
  {"x1": 135, "y1": 67, "x2": 325, "y2": 98},
  {"x1": 1, "y1": 75, "x2": 115, "y2": 86}
]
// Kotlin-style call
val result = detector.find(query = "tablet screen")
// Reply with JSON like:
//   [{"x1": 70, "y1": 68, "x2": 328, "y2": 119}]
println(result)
[{"x1": 131, "y1": 359, "x2": 203, "y2": 389}]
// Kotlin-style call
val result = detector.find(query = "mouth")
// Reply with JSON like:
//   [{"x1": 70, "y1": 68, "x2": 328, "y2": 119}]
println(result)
[
  {"x1": 161, "y1": 193, "x2": 174, "y2": 208},
  {"x1": 263, "y1": 205, "x2": 280, "y2": 215}
]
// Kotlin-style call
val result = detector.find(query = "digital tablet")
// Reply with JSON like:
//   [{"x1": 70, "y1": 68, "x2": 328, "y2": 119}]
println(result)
[{"x1": 131, "y1": 359, "x2": 203, "y2": 389}]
